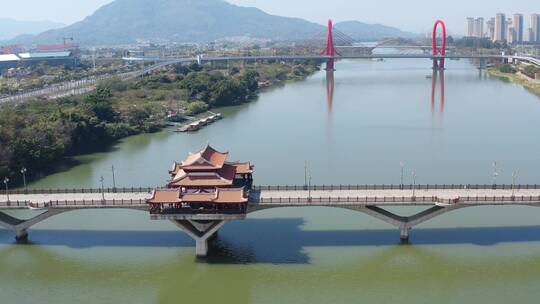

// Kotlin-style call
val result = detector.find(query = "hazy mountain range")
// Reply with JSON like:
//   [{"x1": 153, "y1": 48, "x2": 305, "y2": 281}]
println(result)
[
  {"x1": 0, "y1": 18, "x2": 64, "y2": 41},
  {"x1": 4, "y1": 0, "x2": 417, "y2": 46}
]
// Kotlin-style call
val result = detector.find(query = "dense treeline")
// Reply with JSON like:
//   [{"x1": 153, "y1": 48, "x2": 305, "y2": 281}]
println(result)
[
  {"x1": 0, "y1": 61, "x2": 320, "y2": 184},
  {"x1": 0, "y1": 87, "x2": 163, "y2": 183}
]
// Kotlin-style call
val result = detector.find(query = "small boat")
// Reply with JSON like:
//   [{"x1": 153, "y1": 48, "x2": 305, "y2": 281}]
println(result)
[{"x1": 425, "y1": 75, "x2": 433, "y2": 79}]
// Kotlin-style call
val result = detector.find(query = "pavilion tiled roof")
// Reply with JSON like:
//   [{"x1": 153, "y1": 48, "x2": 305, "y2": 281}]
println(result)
[
  {"x1": 181, "y1": 144, "x2": 229, "y2": 170},
  {"x1": 169, "y1": 164, "x2": 237, "y2": 188},
  {"x1": 147, "y1": 189, "x2": 182, "y2": 204}
]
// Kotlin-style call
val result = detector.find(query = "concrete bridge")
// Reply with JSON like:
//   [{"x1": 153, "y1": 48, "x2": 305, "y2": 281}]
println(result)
[{"x1": 2, "y1": 184, "x2": 540, "y2": 257}]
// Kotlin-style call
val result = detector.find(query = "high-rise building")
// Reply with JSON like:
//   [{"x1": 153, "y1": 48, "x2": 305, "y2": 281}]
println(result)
[
  {"x1": 487, "y1": 18, "x2": 495, "y2": 40},
  {"x1": 508, "y1": 27, "x2": 515, "y2": 44},
  {"x1": 466, "y1": 17, "x2": 475, "y2": 37},
  {"x1": 528, "y1": 28, "x2": 535, "y2": 42},
  {"x1": 495, "y1": 13, "x2": 506, "y2": 41},
  {"x1": 512, "y1": 14, "x2": 523, "y2": 42},
  {"x1": 474, "y1": 18, "x2": 484, "y2": 37},
  {"x1": 531, "y1": 14, "x2": 540, "y2": 42}
]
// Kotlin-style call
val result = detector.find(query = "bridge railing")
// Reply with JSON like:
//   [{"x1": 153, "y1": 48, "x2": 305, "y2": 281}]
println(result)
[
  {"x1": 252, "y1": 184, "x2": 540, "y2": 191},
  {"x1": 4, "y1": 184, "x2": 540, "y2": 195},
  {"x1": 5, "y1": 187, "x2": 154, "y2": 195},
  {"x1": 256, "y1": 195, "x2": 540, "y2": 204},
  {"x1": 0, "y1": 199, "x2": 148, "y2": 208}
]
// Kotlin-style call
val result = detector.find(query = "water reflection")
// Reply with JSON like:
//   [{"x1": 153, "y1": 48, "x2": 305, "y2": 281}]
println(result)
[
  {"x1": 430, "y1": 69, "x2": 445, "y2": 116},
  {"x1": 325, "y1": 70, "x2": 335, "y2": 113}
]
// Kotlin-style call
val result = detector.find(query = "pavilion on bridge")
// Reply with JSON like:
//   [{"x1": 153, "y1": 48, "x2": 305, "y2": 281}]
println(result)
[{"x1": 147, "y1": 144, "x2": 253, "y2": 215}]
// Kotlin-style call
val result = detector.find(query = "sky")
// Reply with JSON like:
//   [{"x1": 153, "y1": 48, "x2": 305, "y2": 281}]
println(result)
[{"x1": 0, "y1": 0, "x2": 539, "y2": 35}]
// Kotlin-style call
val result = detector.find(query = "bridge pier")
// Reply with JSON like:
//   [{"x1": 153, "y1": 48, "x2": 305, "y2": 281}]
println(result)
[
  {"x1": 0, "y1": 210, "x2": 65, "y2": 241},
  {"x1": 171, "y1": 220, "x2": 228, "y2": 257},
  {"x1": 358, "y1": 205, "x2": 465, "y2": 242}
]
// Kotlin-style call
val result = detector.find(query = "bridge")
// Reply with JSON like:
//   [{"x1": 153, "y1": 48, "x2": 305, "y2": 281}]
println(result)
[
  {"x1": 122, "y1": 19, "x2": 540, "y2": 70},
  {"x1": 2, "y1": 184, "x2": 540, "y2": 257}
]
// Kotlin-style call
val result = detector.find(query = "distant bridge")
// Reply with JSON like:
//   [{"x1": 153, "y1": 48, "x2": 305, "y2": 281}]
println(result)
[{"x1": 2, "y1": 184, "x2": 540, "y2": 257}]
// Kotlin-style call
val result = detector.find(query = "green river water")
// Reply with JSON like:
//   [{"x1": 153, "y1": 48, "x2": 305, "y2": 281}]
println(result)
[{"x1": 2, "y1": 59, "x2": 540, "y2": 304}]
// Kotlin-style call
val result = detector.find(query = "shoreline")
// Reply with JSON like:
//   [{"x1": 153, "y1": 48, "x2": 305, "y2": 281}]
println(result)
[{"x1": 487, "y1": 68, "x2": 540, "y2": 98}]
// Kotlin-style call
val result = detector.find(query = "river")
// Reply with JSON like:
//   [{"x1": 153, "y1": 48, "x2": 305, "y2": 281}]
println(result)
[{"x1": 2, "y1": 59, "x2": 540, "y2": 304}]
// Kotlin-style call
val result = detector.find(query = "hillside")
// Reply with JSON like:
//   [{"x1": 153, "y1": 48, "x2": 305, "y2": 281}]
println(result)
[
  {"x1": 7, "y1": 0, "x2": 417, "y2": 46},
  {"x1": 0, "y1": 18, "x2": 64, "y2": 40},
  {"x1": 334, "y1": 21, "x2": 418, "y2": 41}
]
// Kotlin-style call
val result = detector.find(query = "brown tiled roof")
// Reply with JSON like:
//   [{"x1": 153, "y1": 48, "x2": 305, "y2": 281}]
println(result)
[
  {"x1": 147, "y1": 190, "x2": 182, "y2": 204},
  {"x1": 230, "y1": 162, "x2": 253, "y2": 174},
  {"x1": 213, "y1": 188, "x2": 248, "y2": 204},
  {"x1": 181, "y1": 144, "x2": 228, "y2": 170},
  {"x1": 169, "y1": 164, "x2": 237, "y2": 188}
]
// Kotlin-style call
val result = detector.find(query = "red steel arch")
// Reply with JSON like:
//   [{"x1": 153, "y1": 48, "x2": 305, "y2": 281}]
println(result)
[
  {"x1": 325, "y1": 19, "x2": 336, "y2": 70},
  {"x1": 432, "y1": 19, "x2": 447, "y2": 69}
]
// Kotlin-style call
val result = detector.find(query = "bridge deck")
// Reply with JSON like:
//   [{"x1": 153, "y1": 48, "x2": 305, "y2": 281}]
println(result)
[{"x1": 1, "y1": 187, "x2": 540, "y2": 210}]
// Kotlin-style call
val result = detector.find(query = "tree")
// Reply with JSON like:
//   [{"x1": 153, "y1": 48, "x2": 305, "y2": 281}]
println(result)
[{"x1": 186, "y1": 101, "x2": 209, "y2": 115}]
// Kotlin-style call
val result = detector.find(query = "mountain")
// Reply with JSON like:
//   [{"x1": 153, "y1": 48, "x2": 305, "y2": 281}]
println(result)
[
  {"x1": 334, "y1": 21, "x2": 418, "y2": 41},
  {"x1": 10, "y1": 0, "x2": 324, "y2": 46},
  {"x1": 0, "y1": 18, "x2": 64, "y2": 41},
  {"x1": 7, "y1": 0, "x2": 417, "y2": 46}
]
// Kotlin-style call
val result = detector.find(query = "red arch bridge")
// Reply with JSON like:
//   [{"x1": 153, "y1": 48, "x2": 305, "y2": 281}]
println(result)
[
  {"x1": 122, "y1": 19, "x2": 540, "y2": 71},
  {"x1": 2, "y1": 184, "x2": 540, "y2": 257}
]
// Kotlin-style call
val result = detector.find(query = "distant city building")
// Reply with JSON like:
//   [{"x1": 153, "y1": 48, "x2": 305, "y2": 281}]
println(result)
[
  {"x1": 466, "y1": 17, "x2": 475, "y2": 37},
  {"x1": 465, "y1": 17, "x2": 484, "y2": 38},
  {"x1": 531, "y1": 14, "x2": 540, "y2": 42},
  {"x1": 513, "y1": 14, "x2": 524, "y2": 43},
  {"x1": 495, "y1": 13, "x2": 506, "y2": 41},
  {"x1": 474, "y1": 18, "x2": 484, "y2": 37},
  {"x1": 508, "y1": 27, "x2": 515, "y2": 44},
  {"x1": 487, "y1": 18, "x2": 495, "y2": 40}
]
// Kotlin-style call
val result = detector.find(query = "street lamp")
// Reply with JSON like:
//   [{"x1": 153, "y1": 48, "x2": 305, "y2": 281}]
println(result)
[
  {"x1": 512, "y1": 171, "x2": 518, "y2": 197},
  {"x1": 3, "y1": 177, "x2": 10, "y2": 202},
  {"x1": 20, "y1": 167, "x2": 27, "y2": 193},
  {"x1": 100, "y1": 176, "x2": 105, "y2": 202},
  {"x1": 308, "y1": 172, "x2": 312, "y2": 203},
  {"x1": 111, "y1": 165, "x2": 117, "y2": 192},
  {"x1": 411, "y1": 171, "x2": 417, "y2": 198},
  {"x1": 304, "y1": 161, "x2": 308, "y2": 190},
  {"x1": 492, "y1": 161, "x2": 499, "y2": 189},
  {"x1": 400, "y1": 161, "x2": 405, "y2": 190}
]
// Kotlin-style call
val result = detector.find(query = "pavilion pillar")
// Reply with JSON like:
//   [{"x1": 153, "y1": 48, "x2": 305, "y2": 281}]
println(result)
[{"x1": 171, "y1": 219, "x2": 228, "y2": 257}]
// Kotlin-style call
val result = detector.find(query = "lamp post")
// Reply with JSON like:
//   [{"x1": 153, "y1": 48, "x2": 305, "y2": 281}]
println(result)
[
  {"x1": 20, "y1": 167, "x2": 27, "y2": 194},
  {"x1": 400, "y1": 161, "x2": 405, "y2": 190},
  {"x1": 308, "y1": 172, "x2": 312, "y2": 203},
  {"x1": 304, "y1": 161, "x2": 308, "y2": 190},
  {"x1": 100, "y1": 176, "x2": 105, "y2": 202},
  {"x1": 3, "y1": 177, "x2": 10, "y2": 202},
  {"x1": 512, "y1": 171, "x2": 518, "y2": 197},
  {"x1": 111, "y1": 165, "x2": 117, "y2": 192},
  {"x1": 411, "y1": 171, "x2": 417, "y2": 198},
  {"x1": 492, "y1": 161, "x2": 498, "y2": 189}
]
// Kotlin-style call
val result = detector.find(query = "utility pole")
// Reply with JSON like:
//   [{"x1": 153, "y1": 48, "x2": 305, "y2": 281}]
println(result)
[
  {"x1": 304, "y1": 161, "x2": 308, "y2": 190},
  {"x1": 308, "y1": 172, "x2": 312, "y2": 203}
]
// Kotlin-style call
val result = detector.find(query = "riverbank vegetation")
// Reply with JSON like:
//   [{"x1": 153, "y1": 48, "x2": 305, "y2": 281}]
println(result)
[
  {"x1": 0, "y1": 60, "x2": 320, "y2": 183},
  {"x1": 488, "y1": 64, "x2": 540, "y2": 97}
]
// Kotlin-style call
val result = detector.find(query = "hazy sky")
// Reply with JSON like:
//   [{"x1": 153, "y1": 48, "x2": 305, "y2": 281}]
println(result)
[{"x1": 1, "y1": 0, "x2": 539, "y2": 34}]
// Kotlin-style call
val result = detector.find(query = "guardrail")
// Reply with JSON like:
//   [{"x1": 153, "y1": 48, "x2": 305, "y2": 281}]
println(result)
[
  {"x1": 252, "y1": 184, "x2": 540, "y2": 191},
  {"x1": 4, "y1": 184, "x2": 540, "y2": 195},
  {"x1": 5, "y1": 187, "x2": 154, "y2": 195},
  {"x1": 0, "y1": 199, "x2": 148, "y2": 208},
  {"x1": 256, "y1": 195, "x2": 540, "y2": 204}
]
